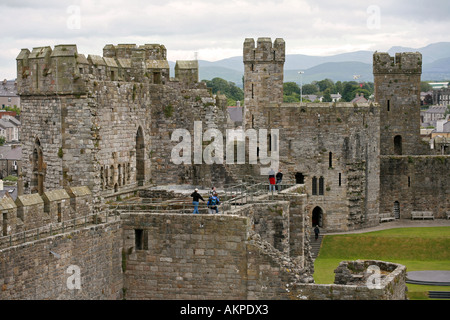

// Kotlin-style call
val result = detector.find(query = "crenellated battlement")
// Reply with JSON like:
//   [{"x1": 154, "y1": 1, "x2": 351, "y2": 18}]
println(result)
[
  {"x1": 243, "y1": 37, "x2": 285, "y2": 63},
  {"x1": 373, "y1": 52, "x2": 422, "y2": 75},
  {"x1": 16, "y1": 43, "x2": 198, "y2": 96},
  {"x1": 0, "y1": 186, "x2": 93, "y2": 239}
]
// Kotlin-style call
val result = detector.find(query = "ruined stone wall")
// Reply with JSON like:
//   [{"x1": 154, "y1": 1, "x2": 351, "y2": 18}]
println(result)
[
  {"x1": 293, "y1": 260, "x2": 407, "y2": 300},
  {"x1": 0, "y1": 220, "x2": 123, "y2": 300},
  {"x1": 380, "y1": 155, "x2": 450, "y2": 218}
]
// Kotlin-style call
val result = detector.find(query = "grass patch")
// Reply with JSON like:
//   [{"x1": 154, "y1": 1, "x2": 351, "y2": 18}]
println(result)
[{"x1": 313, "y1": 227, "x2": 450, "y2": 300}]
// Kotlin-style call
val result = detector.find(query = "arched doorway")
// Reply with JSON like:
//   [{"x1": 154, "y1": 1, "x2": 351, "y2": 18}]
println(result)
[
  {"x1": 312, "y1": 206, "x2": 323, "y2": 227},
  {"x1": 136, "y1": 127, "x2": 145, "y2": 186}
]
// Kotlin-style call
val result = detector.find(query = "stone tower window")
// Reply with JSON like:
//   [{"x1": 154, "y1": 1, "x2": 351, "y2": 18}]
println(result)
[
  {"x1": 136, "y1": 127, "x2": 145, "y2": 186},
  {"x1": 339, "y1": 173, "x2": 342, "y2": 186},
  {"x1": 295, "y1": 172, "x2": 304, "y2": 184},
  {"x1": 57, "y1": 202, "x2": 62, "y2": 223},
  {"x1": 394, "y1": 135, "x2": 402, "y2": 155},
  {"x1": 387, "y1": 100, "x2": 390, "y2": 111},
  {"x1": 135, "y1": 229, "x2": 148, "y2": 250},
  {"x1": 329, "y1": 152, "x2": 333, "y2": 168},
  {"x1": 312, "y1": 177, "x2": 317, "y2": 195},
  {"x1": 2, "y1": 213, "x2": 7, "y2": 236},
  {"x1": 319, "y1": 177, "x2": 324, "y2": 195}
]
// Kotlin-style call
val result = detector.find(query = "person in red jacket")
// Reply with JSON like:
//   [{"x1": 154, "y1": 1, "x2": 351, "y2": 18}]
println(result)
[{"x1": 268, "y1": 168, "x2": 276, "y2": 192}]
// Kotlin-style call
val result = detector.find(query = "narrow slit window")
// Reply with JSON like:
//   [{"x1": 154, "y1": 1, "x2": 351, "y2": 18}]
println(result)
[
  {"x1": 387, "y1": 100, "x2": 390, "y2": 111},
  {"x1": 339, "y1": 173, "x2": 342, "y2": 186}
]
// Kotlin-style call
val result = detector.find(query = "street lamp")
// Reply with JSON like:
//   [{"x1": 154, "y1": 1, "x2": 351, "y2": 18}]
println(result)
[{"x1": 298, "y1": 71, "x2": 304, "y2": 103}]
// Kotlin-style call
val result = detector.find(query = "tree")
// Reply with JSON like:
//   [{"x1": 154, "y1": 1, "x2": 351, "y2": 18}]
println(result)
[
  {"x1": 420, "y1": 81, "x2": 432, "y2": 92},
  {"x1": 322, "y1": 88, "x2": 332, "y2": 102},
  {"x1": 203, "y1": 77, "x2": 244, "y2": 105},
  {"x1": 0, "y1": 136, "x2": 5, "y2": 146},
  {"x1": 342, "y1": 82, "x2": 360, "y2": 102},
  {"x1": 316, "y1": 79, "x2": 335, "y2": 93},
  {"x1": 302, "y1": 83, "x2": 320, "y2": 95},
  {"x1": 335, "y1": 81, "x2": 344, "y2": 94},
  {"x1": 283, "y1": 82, "x2": 300, "y2": 96}
]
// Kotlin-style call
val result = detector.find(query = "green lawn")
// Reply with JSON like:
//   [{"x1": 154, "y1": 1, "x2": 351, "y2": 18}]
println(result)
[{"x1": 313, "y1": 227, "x2": 450, "y2": 300}]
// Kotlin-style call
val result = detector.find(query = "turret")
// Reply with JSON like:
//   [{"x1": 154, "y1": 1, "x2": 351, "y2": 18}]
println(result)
[{"x1": 373, "y1": 52, "x2": 423, "y2": 155}]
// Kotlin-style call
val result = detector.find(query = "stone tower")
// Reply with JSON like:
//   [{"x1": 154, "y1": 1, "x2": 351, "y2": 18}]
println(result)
[
  {"x1": 373, "y1": 52, "x2": 423, "y2": 155},
  {"x1": 243, "y1": 37, "x2": 285, "y2": 129}
]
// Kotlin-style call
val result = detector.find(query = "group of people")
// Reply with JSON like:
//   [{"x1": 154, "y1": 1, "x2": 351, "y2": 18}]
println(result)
[
  {"x1": 268, "y1": 168, "x2": 283, "y2": 192},
  {"x1": 190, "y1": 187, "x2": 220, "y2": 214},
  {"x1": 190, "y1": 168, "x2": 284, "y2": 214}
]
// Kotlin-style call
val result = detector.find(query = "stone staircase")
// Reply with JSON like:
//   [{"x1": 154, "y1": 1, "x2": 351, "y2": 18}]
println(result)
[{"x1": 310, "y1": 231, "x2": 325, "y2": 260}]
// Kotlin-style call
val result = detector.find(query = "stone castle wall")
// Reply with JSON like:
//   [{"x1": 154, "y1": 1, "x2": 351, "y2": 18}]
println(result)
[
  {"x1": 17, "y1": 44, "x2": 232, "y2": 201},
  {"x1": 0, "y1": 220, "x2": 123, "y2": 300},
  {"x1": 380, "y1": 155, "x2": 450, "y2": 218}
]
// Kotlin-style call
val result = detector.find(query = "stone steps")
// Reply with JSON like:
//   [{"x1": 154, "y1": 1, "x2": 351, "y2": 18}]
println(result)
[{"x1": 310, "y1": 233, "x2": 324, "y2": 260}]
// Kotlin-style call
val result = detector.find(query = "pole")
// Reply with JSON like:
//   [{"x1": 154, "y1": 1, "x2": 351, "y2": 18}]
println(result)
[{"x1": 298, "y1": 71, "x2": 304, "y2": 103}]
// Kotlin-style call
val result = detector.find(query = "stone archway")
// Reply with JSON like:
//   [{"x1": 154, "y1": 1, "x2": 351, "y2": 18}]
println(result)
[{"x1": 312, "y1": 206, "x2": 324, "y2": 227}]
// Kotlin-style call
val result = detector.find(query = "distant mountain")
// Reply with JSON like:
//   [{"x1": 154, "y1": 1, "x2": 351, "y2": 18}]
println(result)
[{"x1": 168, "y1": 42, "x2": 450, "y2": 86}]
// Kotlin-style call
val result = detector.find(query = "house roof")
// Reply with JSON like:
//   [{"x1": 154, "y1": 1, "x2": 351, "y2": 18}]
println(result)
[
  {"x1": 351, "y1": 93, "x2": 368, "y2": 103},
  {"x1": 0, "y1": 80, "x2": 18, "y2": 97},
  {"x1": 424, "y1": 106, "x2": 448, "y2": 114},
  {"x1": 0, "y1": 145, "x2": 22, "y2": 160},
  {"x1": 0, "y1": 119, "x2": 14, "y2": 129}
]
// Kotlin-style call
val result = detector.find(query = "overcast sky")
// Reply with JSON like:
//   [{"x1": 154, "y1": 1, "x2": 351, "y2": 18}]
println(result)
[{"x1": 1, "y1": 0, "x2": 449, "y2": 79}]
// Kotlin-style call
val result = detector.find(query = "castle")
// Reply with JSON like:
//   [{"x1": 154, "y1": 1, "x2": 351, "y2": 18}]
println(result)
[{"x1": 0, "y1": 37, "x2": 448, "y2": 300}]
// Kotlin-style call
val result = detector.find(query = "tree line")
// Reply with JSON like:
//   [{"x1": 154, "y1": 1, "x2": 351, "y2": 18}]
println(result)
[
  {"x1": 203, "y1": 77, "x2": 436, "y2": 106},
  {"x1": 283, "y1": 79, "x2": 374, "y2": 103}
]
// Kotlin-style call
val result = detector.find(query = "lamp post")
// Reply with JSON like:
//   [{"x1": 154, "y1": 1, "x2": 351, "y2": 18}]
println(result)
[{"x1": 298, "y1": 71, "x2": 304, "y2": 103}]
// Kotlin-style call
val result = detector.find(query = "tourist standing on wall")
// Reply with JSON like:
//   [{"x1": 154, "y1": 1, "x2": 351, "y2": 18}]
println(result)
[
  {"x1": 191, "y1": 188, "x2": 205, "y2": 214},
  {"x1": 268, "y1": 168, "x2": 276, "y2": 192},
  {"x1": 207, "y1": 193, "x2": 220, "y2": 214},
  {"x1": 276, "y1": 169, "x2": 283, "y2": 191}
]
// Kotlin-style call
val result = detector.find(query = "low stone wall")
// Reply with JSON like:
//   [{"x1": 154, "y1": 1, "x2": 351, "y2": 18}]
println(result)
[
  {"x1": 293, "y1": 260, "x2": 407, "y2": 300},
  {"x1": 0, "y1": 220, "x2": 123, "y2": 300}
]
